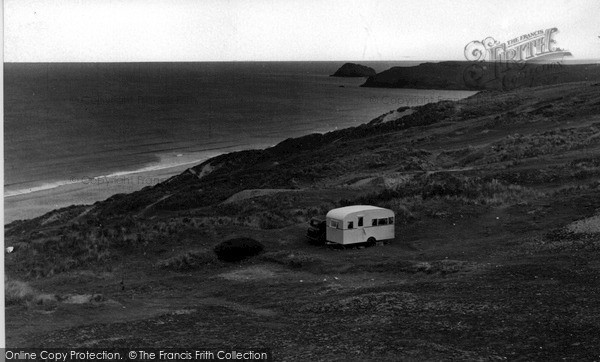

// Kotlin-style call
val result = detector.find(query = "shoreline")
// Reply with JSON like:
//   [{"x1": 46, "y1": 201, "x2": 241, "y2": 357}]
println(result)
[
  {"x1": 4, "y1": 138, "x2": 287, "y2": 224},
  {"x1": 4, "y1": 86, "x2": 477, "y2": 224},
  {"x1": 4, "y1": 153, "x2": 223, "y2": 198},
  {"x1": 3, "y1": 151, "x2": 229, "y2": 223}
]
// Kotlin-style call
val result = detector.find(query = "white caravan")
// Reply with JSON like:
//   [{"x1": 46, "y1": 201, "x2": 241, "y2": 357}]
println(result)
[{"x1": 325, "y1": 205, "x2": 395, "y2": 245}]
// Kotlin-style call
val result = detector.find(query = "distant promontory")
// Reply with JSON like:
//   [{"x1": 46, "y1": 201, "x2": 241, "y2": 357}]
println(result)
[
  {"x1": 361, "y1": 61, "x2": 600, "y2": 90},
  {"x1": 331, "y1": 63, "x2": 376, "y2": 77}
]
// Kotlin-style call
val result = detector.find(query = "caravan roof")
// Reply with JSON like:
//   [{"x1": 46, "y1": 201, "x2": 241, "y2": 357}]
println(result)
[{"x1": 326, "y1": 205, "x2": 390, "y2": 220}]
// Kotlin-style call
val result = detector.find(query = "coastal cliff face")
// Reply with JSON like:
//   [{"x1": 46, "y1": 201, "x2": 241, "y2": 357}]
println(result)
[
  {"x1": 6, "y1": 82, "x2": 600, "y2": 360},
  {"x1": 362, "y1": 61, "x2": 600, "y2": 90},
  {"x1": 331, "y1": 62, "x2": 376, "y2": 77}
]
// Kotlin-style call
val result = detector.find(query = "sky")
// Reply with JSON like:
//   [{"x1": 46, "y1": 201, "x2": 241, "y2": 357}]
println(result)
[{"x1": 4, "y1": 0, "x2": 600, "y2": 62}]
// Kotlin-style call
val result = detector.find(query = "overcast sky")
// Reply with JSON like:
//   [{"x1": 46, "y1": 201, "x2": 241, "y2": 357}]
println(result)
[{"x1": 4, "y1": 0, "x2": 600, "y2": 62}]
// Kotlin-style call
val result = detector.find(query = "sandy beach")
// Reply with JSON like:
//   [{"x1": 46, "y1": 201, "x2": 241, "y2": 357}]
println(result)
[{"x1": 4, "y1": 153, "x2": 222, "y2": 223}]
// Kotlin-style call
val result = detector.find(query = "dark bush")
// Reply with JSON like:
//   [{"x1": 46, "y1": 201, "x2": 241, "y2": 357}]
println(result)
[{"x1": 213, "y1": 238, "x2": 264, "y2": 262}]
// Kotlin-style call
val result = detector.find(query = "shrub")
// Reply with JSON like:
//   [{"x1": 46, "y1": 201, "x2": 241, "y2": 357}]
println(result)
[{"x1": 213, "y1": 238, "x2": 264, "y2": 262}]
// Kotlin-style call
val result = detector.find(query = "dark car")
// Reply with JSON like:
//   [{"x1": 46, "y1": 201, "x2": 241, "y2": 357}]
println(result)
[{"x1": 306, "y1": 217, "x2": 326, "y2": 243}]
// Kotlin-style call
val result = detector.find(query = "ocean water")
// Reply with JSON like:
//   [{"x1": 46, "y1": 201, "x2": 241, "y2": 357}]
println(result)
[{"x1": 4, "y1": 62, "x2": 476, "y2": 201}]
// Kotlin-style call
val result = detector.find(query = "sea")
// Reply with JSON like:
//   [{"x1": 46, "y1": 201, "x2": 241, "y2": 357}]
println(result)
[{"x1": 4, "y1": 61, "x2": 476, "y2": 221}]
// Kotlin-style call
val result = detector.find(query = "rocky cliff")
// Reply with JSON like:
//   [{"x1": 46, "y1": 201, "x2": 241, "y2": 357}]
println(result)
[{"x1": 331, "y1": 62, "x2": 376, "y2": 77}]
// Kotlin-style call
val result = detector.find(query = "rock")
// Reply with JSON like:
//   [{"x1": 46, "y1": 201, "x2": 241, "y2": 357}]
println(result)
[{"x1": 331, "y1": 63, "x2": 376, "y2": 77}]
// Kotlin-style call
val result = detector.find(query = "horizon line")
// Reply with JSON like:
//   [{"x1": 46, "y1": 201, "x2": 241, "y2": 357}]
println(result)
[{"x1": 4, "y1": 58, "x2": 599, "y2": 65}]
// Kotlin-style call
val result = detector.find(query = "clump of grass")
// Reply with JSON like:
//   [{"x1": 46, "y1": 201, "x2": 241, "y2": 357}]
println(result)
[
  {"x1": 157, "y1": 249, "x2": 217, "y2": 271},
  {"x1": 419, "y1": 260, "x2": 473, "y2": 275},
  {"x1": 216, "y1": 193, "x2": 328, "y2": 230},
  {"x1": 8, "y1": 219, "x2": 155, "y2": 277},
  {"x1": 354, "y1": 259, "x2": 475, "y2": 275},
  {"x1": 528, "y1": 232, "x2": 600, "y2": 253},
  {"x1": 553, "y1": 184, "x2": 591, "y2": 196},
  {"x1": 4, "y1": 277, "x2": 57, "y2": 306},
  {"x1": 5, "y1": 277, "x2": 37, "y2": 305},
  {"x1": 567, "y1": 215, "x2": 600, "y2": 234},
  {"x1": 463, "y1": 125, "x2": 600, "y2": 165},
  {"x1": 213, "y1": 238, "x2": 264, "y2": 262},
  {"x1": 339, "y1": 173, "x2": 542, "y2": 221},
  {"x1": 12, "y1": 233, "x2": 112, "y2": 278},
  {"x1": 258, "y1": 212, "x2": 290, "y2": 229},
  {"x1": 261, "y1": 251, "x2": 322, "y2": 269}
]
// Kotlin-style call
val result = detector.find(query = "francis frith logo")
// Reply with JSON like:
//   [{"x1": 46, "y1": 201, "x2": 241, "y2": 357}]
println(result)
[
  {"x1": 464, "y1": 28, "x2": 571, "y2": 63},
  {"x1": 461, "y1": 28, "x2": 572, "y2": 90}
]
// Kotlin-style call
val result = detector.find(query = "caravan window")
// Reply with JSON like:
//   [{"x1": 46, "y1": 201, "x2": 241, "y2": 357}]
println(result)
[
  {"x1": 348, "y1": 221, "x2": 354, "y2": 229},
  {"x1": 371, "y1": 219, "x2": 377, "y2": 226},
  {"x1": 329, "y1": 220, "x2": 340, "y2": 229},
  {"x1": 388, "y1": 217, "x2": 394, "y2": 224},
  {"x1": 378, "y1": 218, "x2": 388, "y2": 226},
  {"x1": 358, "y1": 217, "x2": 363, "y2": 227}
]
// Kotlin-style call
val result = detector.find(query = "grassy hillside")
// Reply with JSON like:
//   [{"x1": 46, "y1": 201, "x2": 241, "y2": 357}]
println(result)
[
  {"x1": 6, "y1": 82, "x2": 600, "y2": 360},
  {"x1": 361, "y1": 61, "x2": 600, "y2": 90}
]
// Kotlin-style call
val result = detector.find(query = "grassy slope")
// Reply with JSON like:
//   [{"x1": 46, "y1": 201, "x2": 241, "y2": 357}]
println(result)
[
  {"x1": 361, "y1": 61, "x2": 600, "y2": 90},
  {"x1": 5, "y1": 82, "x2": 600, "y2": 360}
]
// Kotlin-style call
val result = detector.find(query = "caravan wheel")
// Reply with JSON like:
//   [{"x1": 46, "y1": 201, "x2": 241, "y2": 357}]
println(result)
[{"x1": 367, "y1": 237, "x2": 376, "y2": 246}]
